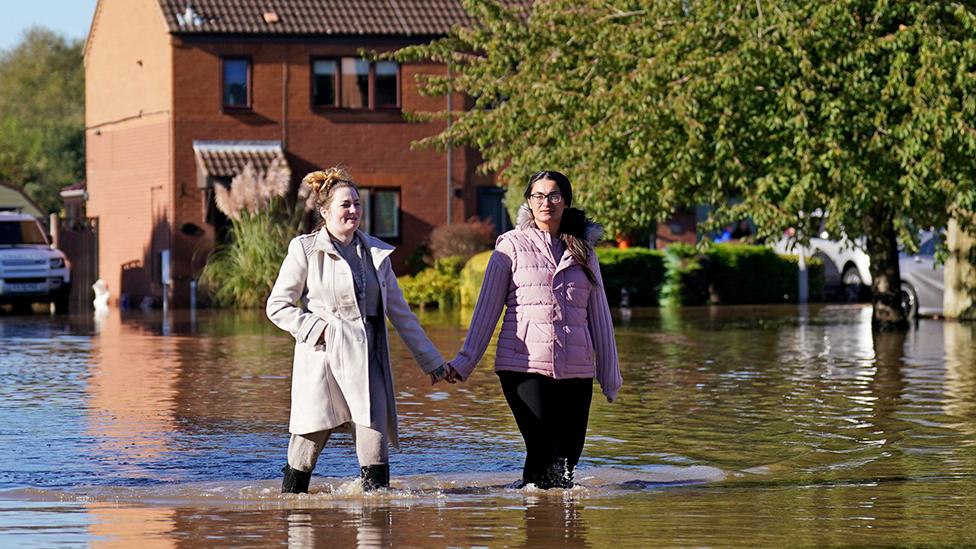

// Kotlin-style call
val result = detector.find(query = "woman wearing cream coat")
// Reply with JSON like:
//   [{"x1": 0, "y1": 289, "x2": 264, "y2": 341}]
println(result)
[{"x1": 267, "y1": 167, "x2": 450, "y2": 493}]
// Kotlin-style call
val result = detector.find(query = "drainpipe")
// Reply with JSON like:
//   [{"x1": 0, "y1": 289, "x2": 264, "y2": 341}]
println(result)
[
  {"x1": 281, "y1": 58, "x2": 289, "y2": 148},
  {"x1": 446, "y1": 63, "x2": 453, "y2": 225}
]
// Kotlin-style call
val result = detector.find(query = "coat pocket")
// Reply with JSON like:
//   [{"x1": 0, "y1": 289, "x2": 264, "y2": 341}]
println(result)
[{"x1": 311, "y1": 322, "x2": 336, "y2": 354}]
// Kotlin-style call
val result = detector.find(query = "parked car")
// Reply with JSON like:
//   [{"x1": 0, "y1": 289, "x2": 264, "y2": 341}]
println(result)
[
  {"x1": 770, "y1": 212, "x2": 872, "y2": 302},
  {"x1": 899, "y1": 231, "x2": 944, "y2": 318},
  {"x1": 0, "y1": 211, "x2": 71, "y2": 313}
]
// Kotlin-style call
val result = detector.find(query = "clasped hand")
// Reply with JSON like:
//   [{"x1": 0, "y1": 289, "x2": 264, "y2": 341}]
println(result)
[{"x1": 429, "y1": 363, "x2": 461, "y2": 385}]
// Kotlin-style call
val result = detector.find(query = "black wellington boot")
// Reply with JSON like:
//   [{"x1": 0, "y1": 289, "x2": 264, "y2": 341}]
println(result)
[
  {"x1": 360, "y1": 464, "x2": 390, "y2": 491},
  {"x1": 540, "y1": 457, "x2": 574, "y2": 489},
  {"x1": 281, "y1": 464, "x2": 312, "y2": 494}
]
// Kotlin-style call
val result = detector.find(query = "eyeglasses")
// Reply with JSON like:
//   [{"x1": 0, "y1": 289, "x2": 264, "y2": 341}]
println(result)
[{"x1": 528, "y1": 192, "x2": 563, "y2": 205}]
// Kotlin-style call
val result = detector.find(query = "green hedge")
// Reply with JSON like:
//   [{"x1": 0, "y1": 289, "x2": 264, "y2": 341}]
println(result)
[
  {"x1": 661, "y1": 243, "x2": 825, "y2": 306},
  {"x1": 439, "y1": 243, "x2": 823, "y2": 310},
  {"x1": 594, "y1": 247, "x2": 666, "y2": 306},
  {"x1": 460, "y1": 250, "x2": 493, "y2": 308},
  {"x1": 398, "y1": 256, "x2": 465, "y2": 309}
]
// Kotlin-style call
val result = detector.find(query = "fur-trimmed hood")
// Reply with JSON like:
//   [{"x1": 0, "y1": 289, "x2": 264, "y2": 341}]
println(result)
[{"x1": 516, "y1": 204, "x2": 604, "y2": 246}]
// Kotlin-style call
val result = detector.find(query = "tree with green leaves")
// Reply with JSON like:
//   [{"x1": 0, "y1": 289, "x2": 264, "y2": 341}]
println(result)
[
  {"x1": 394, "y1": 0, "x2": 976, "y2": 328},
  {"x1": 0, "y1": 27, "x2": 85, "y2": 213}
]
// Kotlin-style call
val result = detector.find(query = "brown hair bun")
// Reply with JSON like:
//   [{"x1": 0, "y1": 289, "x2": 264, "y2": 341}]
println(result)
[{"x1": 302, "y1": 167, "x2": 355, "y2": 208}]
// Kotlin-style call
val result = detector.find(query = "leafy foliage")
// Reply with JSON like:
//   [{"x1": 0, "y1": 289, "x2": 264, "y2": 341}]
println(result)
[
  {"x1": 398, "y1": 255, "x2": 465, "y2": 309},
  {"x1": 594, "y1": 247, "x2": 665, "y2": 306},
  {"x1": 198, "y1": 208, "x2": 294, "y2": 308},
  {"x1": 395, "y1": 0, "x2": 976, "y2": 324},
  {"x1": 459, "y1": 250, "x2": 493, "y2": 308},
  {"x1": 0, "y1": 28, "x2": 84, "y2": 213},
  {"x1": 429, "y1": 217, "x2": 496, "y2": 263}
]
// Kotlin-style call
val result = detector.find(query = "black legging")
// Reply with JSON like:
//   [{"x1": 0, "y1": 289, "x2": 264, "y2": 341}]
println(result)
[{"x1": 497, "y1": 371, "x2": 593, "y2": 486}]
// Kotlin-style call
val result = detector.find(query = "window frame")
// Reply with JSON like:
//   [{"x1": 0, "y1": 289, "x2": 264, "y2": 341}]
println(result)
[
  {"x1": 309, "y1": 57, "x2": 401, "y2": 111},
  {"x1": 220, "y1": 56, "x2": 253, "y2": 111},
  {"x1": 359, "y1": 186, "x2": 401, "y2": 240},
  {"x1": 309, "y1": 56, "x2": 340, "y2": 109}
]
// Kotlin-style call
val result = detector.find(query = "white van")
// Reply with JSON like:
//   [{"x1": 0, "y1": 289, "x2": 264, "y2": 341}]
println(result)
[{"x1": 0, "y1": 212, "x2": 71, "y2": 312}]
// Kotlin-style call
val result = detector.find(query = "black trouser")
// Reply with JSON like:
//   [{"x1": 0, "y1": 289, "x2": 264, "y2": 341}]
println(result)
[{"x1": 497, "y1": 371, "x2": 593, "y2": 486}]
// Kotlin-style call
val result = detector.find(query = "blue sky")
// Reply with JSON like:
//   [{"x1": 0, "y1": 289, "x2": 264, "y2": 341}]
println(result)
[{"x1": 0, "y1": 0, "x2": 99, "y2": 51}]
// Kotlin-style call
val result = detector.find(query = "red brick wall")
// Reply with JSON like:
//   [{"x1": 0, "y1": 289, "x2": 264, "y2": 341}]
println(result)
[
  {"x1": 86, "y1": 121, "x2": 173, "y2": 305},
  {"x1": 168, "y1": 37, "x2": 482, "y2": 305}
]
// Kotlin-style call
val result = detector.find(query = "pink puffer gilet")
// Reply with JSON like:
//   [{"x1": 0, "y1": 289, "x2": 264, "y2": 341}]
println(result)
[{"x1": 493, "y1": 226, "x2": 597, "y2": 375}]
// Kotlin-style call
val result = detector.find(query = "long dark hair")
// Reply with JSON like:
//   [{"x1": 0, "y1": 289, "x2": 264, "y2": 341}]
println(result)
[{"x1": 525, "y1": 171, "x2": 597, "y2": 284}]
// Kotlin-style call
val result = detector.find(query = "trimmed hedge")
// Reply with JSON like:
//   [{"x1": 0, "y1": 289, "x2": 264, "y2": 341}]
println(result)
[
  {"x1": 460, "y1": 250, "x2": 493, "y2": 308},
  {"x1": 398, "y1": 256, "x2": 465, "y2": 309},
  {"x1": 661, "y1": 243, "x2": 825, "y2": 305},
  {"x1": 446, "y1": 243, "x2": 823, "y2": 310},
  {"x1": 594, "y1": 247, "x2": 666, "y2": 306}
]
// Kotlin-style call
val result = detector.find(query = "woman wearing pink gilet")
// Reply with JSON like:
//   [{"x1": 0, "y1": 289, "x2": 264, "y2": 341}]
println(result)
[{"x1": 443, "y1": 170, "x2": 622, "y2": 488}]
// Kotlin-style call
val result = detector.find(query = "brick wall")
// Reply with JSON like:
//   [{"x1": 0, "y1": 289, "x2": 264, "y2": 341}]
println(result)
[
  {"x1": 168, "y1": 37, "x2": 483, "y2": 306},
  {"x1": 85, "y1": 0, "x2": 174, "y2": 305}
]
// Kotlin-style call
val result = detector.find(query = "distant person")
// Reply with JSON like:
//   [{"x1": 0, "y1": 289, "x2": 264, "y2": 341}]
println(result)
[
  {"x1": 267, "y1": 167, "x2": 452, "y2": 494},
  {"x1": 440, "y1": 170, "x2": 622, "y2": 489},
  {"x1": 731, "y1": 220, "x2": 752, "y2": 241}
]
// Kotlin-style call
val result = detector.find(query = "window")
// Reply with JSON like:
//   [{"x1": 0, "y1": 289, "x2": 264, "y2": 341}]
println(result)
[
  {"x1": 312, "y1": 59, "x2": 338, "y2": 107},
  {"x1": 341, "y1": 58, "x2": 370, "y2": 109},
  {"x1": 222, "y1": 57, "x2": 251, "y2": 109},
  {"x1": 313, "y1": 57, "x2": 399, "y2": 110},
  {"x1": 374, "y1": 61, "x2": 398, "y2": 108},
  {"x1": 358, "y1": 188, "x2": 400, "y2": 239}
]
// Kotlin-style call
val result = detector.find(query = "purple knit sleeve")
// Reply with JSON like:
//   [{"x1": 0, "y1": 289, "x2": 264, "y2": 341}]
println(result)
[
  {"x1": 587, "y1": 252, "x2": 622, "y2": 401},
  {"x1": 449, "y1": 239, "x2": 514, "y2": 380}
]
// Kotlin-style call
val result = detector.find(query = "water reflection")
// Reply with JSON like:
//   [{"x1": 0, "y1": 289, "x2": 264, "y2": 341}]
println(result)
[{"x1": 1, "y1": 305, "x2": 976, "y2": 548}]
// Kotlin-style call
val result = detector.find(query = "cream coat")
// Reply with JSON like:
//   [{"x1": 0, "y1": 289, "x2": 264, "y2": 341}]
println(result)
[{"x1": 266, "y1": 230, "x2": 444, "y2": 447}]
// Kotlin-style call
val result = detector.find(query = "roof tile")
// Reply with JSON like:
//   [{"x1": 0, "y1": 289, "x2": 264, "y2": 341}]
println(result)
[{"x1": 156, "y1": 0, "x2": 492, "y2": 36}]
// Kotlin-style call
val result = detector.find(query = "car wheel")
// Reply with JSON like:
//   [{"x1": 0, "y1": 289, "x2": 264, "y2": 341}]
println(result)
[
  {"x1": 900, "y1": 281, "x2": 919, "y2": 319},
  {"x1": 841, "y1": 266, "x2": 864, "y2": 303}
]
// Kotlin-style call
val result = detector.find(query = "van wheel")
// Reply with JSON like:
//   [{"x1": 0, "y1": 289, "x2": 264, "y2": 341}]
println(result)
[
  {"x1": 900, "y1": 281, "x2": 918, "y2": 319},
  {"x1": 841, "y1": 266, "x2": 864, "y2": 303}
]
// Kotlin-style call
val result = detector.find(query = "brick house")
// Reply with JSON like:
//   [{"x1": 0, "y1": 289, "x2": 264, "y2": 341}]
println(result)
[{"x1": 85, "y1": 0, "x2": 504, "y2": 307}]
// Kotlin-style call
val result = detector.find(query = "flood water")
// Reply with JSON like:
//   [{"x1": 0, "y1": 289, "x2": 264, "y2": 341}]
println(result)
[{"x1": 1, "y1": 304, "x2": 975, "y2": 547}]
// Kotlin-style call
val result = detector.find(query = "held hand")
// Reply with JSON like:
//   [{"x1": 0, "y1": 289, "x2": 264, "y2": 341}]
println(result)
[
  {"x1": 429, "y1": 364, "x2": 457, "y2": 385},
  {"x1": 445, "y1": 364, "x2": 462, "y2": 383}
]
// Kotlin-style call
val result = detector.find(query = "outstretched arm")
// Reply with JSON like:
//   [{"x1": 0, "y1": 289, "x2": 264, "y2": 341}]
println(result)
[{"x1": 449, "y1": 239, "x2": 514, "y2": 380}]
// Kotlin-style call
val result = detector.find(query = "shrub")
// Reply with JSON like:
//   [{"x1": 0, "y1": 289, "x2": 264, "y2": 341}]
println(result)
[
  {"x1": 658, "y1": 243, "x2": 826, "y2": 306},
  {"x1": 398, "y1": 255, "x2": 464, "y2": 309},
  {"x1": 429, "y1": 217, "x2": 496, "y2": 263},
  {"x1": 594, "y1": 247, "x2": 665, "y2": 306},
  {"x1": 459, "y1": 250, "x2": 493, "y2": 308},
  {"x1": 199, "y1": 208, "x2": 292, "y2": 308},
  {"x1": 660, "y1": 243, "x2": 709, "y2": 306}
]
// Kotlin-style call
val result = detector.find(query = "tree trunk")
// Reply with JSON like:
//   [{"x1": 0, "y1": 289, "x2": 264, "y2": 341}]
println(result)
[
  {"x1": 864, "y1": 207, "x2": 908, "y2": 330},
  {"x1": 944, "y1": 216, "x2": 976, "y2": 320}
]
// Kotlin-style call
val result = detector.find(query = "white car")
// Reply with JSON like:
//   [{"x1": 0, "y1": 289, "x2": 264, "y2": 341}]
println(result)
[
  {"x1": 0, "y1": 211, "x2": 71, "y2": 313},
  {"x1": 770, "y1": 218, "x2": 872, "y2": 302},
  {"x1": 899, "y1": 231, "x2": 943, "y2": 318}
]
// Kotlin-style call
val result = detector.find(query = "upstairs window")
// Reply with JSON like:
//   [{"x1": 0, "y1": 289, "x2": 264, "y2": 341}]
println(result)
[
  {"x1": 312, "y1": 58, "x2": 399, "y2": 110},
  {"x1": 312, "y1": 59, "x2": 338, "y2": 107},
  {"x1": 374, "y1": 61, "x2": 398, "y2": 108},
  {"x1": 222, "y1": 57, "x2": 251, "y2": 109},
  {"x1": 340, "y1": 58, "x2": 370, "y2": 109}
]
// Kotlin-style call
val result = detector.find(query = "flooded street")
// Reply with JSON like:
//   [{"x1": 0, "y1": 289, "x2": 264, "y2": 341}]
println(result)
[{"x1": 1, "y1": 305, "x2": 975, "y2": 547}]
